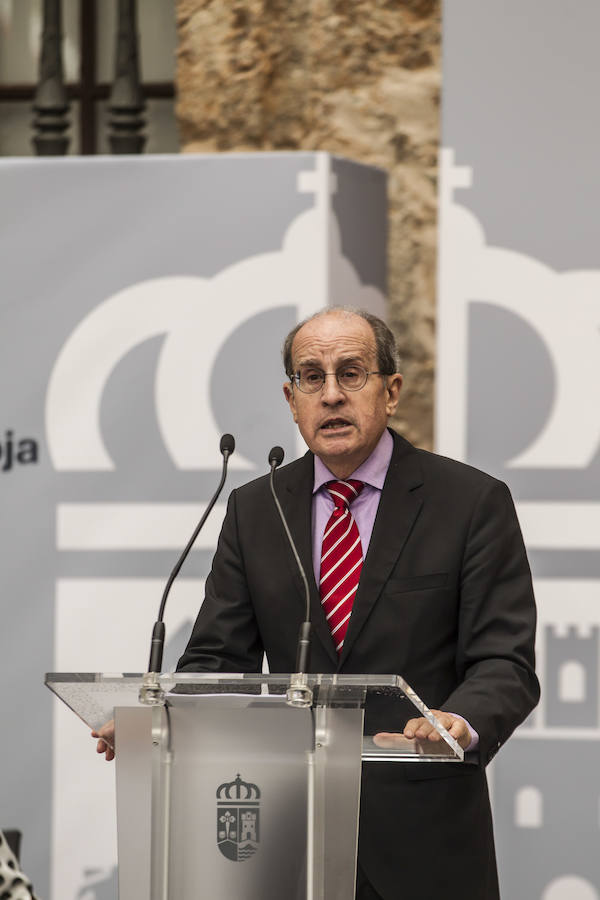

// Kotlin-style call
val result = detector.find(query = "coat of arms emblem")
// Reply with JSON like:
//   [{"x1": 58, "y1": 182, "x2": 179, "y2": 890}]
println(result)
[{"x1": 216, "y1": 773, "x2": 260, "y2": 861}]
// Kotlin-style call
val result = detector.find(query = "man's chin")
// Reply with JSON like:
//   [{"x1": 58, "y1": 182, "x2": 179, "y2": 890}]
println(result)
[
  {"x1": 313, "y1": 433, "x2": 358, "y2": 472},
  {"x1": 315, "y1": 428, "x2": 355, "y2": 456}
]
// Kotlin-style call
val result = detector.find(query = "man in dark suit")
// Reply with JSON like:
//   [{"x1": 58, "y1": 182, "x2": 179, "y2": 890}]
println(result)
[{"x1": 177, "y1": 306, "x2": 539, "y2": 899}]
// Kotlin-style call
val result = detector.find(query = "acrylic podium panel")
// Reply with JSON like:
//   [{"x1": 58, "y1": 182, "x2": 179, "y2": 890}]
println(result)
[{"x1": 46, "y1": 673, "x2": 463, "y2": 900}]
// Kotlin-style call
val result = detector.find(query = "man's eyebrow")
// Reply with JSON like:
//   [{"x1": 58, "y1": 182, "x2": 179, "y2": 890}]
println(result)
[
  {"x1": 295, "y1": 358, "x2": 322, "y2": 369},
  {"x1": 295, "y1": 354, "x2": 366, "y2": 369},
  {"x1": 336, "y1": 356, "x2": 365, "y2": 366}
]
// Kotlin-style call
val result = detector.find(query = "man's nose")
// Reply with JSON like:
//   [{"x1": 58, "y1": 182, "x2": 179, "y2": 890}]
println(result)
[{"x1": 320, "y1": 372, "x2": 345, "y2": 403}]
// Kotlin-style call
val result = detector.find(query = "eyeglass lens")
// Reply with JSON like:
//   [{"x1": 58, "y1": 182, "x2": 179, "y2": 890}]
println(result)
[{"x1": 295, "y1": 365, "x2": 368, "y2": 393}]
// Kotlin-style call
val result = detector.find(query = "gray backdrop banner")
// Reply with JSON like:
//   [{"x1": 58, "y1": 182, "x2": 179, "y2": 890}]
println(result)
[
  {"x1": 439, "y1": 3, "x2": 600, "y2": 899},
  {"x1": 0, "y1": 152, "x2": 386, "y2": 900}
]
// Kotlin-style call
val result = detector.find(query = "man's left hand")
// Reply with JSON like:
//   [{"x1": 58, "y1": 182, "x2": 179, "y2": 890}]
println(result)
[{"x1": 402, "y1": 710, "x2": 472, "y2": 749}]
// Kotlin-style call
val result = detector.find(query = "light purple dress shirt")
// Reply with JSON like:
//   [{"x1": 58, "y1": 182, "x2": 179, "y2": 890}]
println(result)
[{"x1": 311, "y1": 428, "x2": 478, "y2": 751}]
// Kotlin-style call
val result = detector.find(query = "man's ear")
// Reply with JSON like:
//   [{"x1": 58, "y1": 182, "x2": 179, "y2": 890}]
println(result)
[
  {"x1": 283, "y1": 382, "x2": 298, "y2": 423},
  {"x1": 385, "y1": 374, "x2": 403, "y2": 417}
]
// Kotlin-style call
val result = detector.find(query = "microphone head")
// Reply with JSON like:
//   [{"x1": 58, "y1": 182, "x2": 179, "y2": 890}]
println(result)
[
  {"x1": 268, "y1": 446, "x2": 285, "y2": 468},
  {"x1": 220, "y1": 433, "x2": 235, "y2": 456}
]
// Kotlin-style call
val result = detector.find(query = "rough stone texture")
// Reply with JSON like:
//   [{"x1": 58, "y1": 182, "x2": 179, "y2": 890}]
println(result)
[{"x1": 176, "y1": 0, "x2": 440, "y2": 449}]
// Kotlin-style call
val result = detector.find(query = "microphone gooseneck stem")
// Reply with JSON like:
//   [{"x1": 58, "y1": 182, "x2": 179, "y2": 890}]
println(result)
[
  {"x1": 146, "y1": 436, "x2": 235, "y2": 676},
  {"x1": 269, "y1": 460, "x2": 311, "y2": 630},
  {"x1": 268, "y1": 452, "x2": 313, "y2": 702}
]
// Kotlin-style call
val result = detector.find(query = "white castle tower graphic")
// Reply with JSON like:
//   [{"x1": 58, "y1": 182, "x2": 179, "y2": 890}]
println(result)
[{"x1": 493, "y1": 622, "x2": 600, "y2": 899}]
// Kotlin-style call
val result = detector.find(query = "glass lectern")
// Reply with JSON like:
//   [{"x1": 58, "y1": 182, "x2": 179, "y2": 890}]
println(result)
[{"x1": 46, "y1": 672, "x2": 463, "y2": 900}]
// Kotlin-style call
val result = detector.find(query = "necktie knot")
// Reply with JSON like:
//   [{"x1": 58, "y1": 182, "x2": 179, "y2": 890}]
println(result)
[{"x1": 326, "y1": 480, "x2": 364, "y2": 511}]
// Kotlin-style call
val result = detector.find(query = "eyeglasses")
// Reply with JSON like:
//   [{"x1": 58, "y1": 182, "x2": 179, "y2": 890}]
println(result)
[{"x1": 291, "y1": 364, "x2": 384, "y2": 394}]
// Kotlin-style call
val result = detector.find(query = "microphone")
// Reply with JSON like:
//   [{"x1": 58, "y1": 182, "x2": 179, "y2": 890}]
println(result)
[
  {"x1": 220, "y1": 433, "x2": 235, "y2": 458},
  {"x1": 140, "y1": 434, "x2": 235, "y2": 704},
  {"x1": 268, "y1": 446, "x2": 313, "y2": 708},
  {"x1": 269, "y1": 445, "x2": 284, "y2": 467}
]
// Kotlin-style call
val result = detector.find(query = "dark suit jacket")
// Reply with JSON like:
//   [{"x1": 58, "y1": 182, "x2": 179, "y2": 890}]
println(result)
[{"x1": 178, "y1": 430, "x2": 539, "y2": 899}]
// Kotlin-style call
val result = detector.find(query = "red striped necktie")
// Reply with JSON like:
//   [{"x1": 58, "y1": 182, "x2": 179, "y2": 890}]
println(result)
[{"x1": 319, "y1": 479, "x2": 365, "y2": 655}]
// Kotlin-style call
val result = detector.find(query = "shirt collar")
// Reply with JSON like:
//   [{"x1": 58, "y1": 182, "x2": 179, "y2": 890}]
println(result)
[{"x1": 313, "y1": 428, "x2": 394, "y2": 494}]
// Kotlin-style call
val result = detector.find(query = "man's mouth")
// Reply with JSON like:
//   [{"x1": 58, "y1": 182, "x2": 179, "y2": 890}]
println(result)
[{"x1": 320, "y1": 418, "x2": 352, "y2": 431}]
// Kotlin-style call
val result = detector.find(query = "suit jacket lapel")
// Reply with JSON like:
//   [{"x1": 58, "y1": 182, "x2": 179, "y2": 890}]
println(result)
[
  {"x1": 279, "y1": 453, "x2": 339, "y2": 667},
  {"x1": 339, "y1": 433, "x2": 424, "y2": 666}
]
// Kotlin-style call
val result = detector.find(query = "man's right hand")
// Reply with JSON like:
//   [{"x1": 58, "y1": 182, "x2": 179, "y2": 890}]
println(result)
[{"x1": 91, "y1": 720, "x2": 115, "y2": 761}]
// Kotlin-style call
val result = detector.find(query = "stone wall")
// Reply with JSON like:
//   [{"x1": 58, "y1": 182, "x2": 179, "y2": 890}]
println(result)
[{"x1": 176, "y1": 0, "x2": 440, "y2": 449}]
